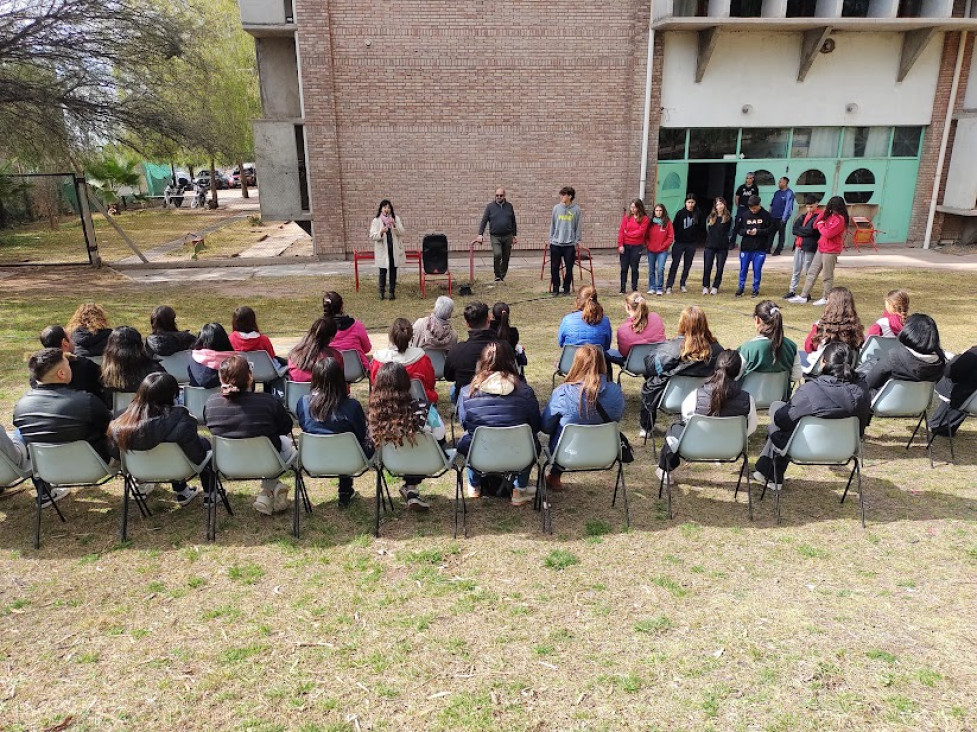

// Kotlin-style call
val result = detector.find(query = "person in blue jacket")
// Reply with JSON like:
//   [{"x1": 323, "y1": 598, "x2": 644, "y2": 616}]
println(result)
[
  {"x1": 541, "y1": 344, "x2": 625, "y2": 492},
  {"x1": 558, "y1": 285, "x2": 613, "y2": 350}
]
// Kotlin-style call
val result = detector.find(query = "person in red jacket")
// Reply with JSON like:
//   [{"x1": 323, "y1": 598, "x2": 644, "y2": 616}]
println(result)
[
  {"x1": 645, "y1": 203, "x2": 674, "y2": 296},
  {"x1": 618, "y1": 198, "x2": 652, "y2": 294},
  {"x1": 790, "y1": 196, "x2": 849, "y2": 306},
  {"x1": 866, "y1": 288, "x2": 909, "y2": 338},
  {"x1": 228, "y1": 306, "x2": 276, "y2": 357},
  {"x1": 369, "y1": 318, "x2": 438, "y2": 403}
]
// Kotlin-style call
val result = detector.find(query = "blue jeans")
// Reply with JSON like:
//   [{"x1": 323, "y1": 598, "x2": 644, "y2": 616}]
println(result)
[
  {"x1": 647, "y1": 250, "x2": 669, "y2": 292},
  {"x1": 467, "y1": 467, "x2": 532, "y2": 489},
  {"x1": 738, "y1": 250, "x2": 767, "y2": 292}
]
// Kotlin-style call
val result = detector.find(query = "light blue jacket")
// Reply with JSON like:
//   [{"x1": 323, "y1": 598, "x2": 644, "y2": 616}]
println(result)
[
  {"x1": 541, "y1": 376, "x2": 625, "y2": 450},
  {"x1": 558, "y1": 312, "x2": 613, "y2": 350}
]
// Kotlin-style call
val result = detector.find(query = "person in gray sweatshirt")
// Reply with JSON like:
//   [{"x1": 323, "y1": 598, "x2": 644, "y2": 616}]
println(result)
[{"x1": 549, "y1": 186, "x2": 582, "y2": 296}]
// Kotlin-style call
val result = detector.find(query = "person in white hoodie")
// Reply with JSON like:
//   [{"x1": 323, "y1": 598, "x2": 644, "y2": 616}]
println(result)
[{"x1": 369, "y1": 318, "x2": 439, "y2": 403}]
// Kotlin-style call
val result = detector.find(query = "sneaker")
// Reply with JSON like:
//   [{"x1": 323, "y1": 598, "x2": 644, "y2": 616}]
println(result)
[
  {"x1": 812, "y1": 297, "x2": 828, "y2": 306},
  {"x1": 272, "y1": 482, "x2": 290, "y2": 513},
  {"x1": 511, "y1": 489, "x2": 532, "y2": 507},
  {"x1": 665, "y1": 287, "x2": 672, "y2": 295},
  {"x1": 465, "y1": 481, "x2": 481, "y2": 500},
  {"x1": 752, "y1": 289, "x2": 760, "y2": 298},
  {"x1": 389, "y1": 292, "x2": 396, "y2": 301},
  {"x1": 253, "y1": 490, "x2": 274, "y2": 515},
  {"x1": 734, "y1": 289, "x2": 744, "y2": 297},
  {"x1": 619, "y1": 288, "x2": 626, "y2": 294},
  {"x1": 702, "y1": 287, "x2": 709, "y2": 295},
  {"x1": 407, "y1": 495, "x2": 430, "y2": 512},
  {"x1": 710, "y1": 287, "x2": 718, "y2": 295},
  {"x1": 338, "y1": 490, "x2": 359, "y2": 509},
  {"x1": 788, "y1": 295, "x2": 809, "y2": 304},
  {"x1": 203, "y1": 491, "x2": 220, "y2": 508},
  {"x1": 656, "y1": 290, "x2": 664, "y2": 297},
  {"x1": 545, "y1": 472, "x2": 564, "y2": 493},
  {"x1": 494, "y1": 276, "x2": 503, "y2": 282},
  {"x1": 39, "y1": 487, "x2": 69, "y2": 508},
  {"x1": 551, "y1": 291, "x2": 560, "y2": 298},
  {"x1": 175, "y1": 484, "x2": 200, "y2": 507},
  {"x1": 380, "y1": 292, "x2": 386, "y2": 301},
  {"x1": 782, "y1": 291, "x2": 796, "y2": 299},
  {"x1": 647, "y1": 289, "x2": 655, "y2": 295},
  {"x1": 133, "y1": 482, "x2": 157, "y2": 498},
  {"x1": 753, "y1": 470, "x2": 782, "y2": 491},
  {"x1": 655, "y1": 467, "x2": 667, "y2": 482}
]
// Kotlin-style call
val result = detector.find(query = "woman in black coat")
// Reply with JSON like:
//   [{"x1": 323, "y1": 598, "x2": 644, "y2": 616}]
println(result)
[{"x1": 864, "y1": 313, "x2": 946, "y2": 395}]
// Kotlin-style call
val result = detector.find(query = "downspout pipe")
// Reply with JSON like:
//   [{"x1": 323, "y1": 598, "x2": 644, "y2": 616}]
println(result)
[{"x1": 639, "y1": 12, "x2": 656, "y2": 201}]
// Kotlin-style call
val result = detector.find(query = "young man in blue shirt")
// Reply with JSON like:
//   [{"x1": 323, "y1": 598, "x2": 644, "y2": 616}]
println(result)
[{"x1": 769, "y1": 177, "x2": 796, "y2": 256}]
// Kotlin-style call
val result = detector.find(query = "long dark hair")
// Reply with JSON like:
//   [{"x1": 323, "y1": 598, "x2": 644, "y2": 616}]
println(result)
[
  {"x1": 322, "y1": 291, "x2": 344, "y2": 318},
  {"x1": 101, "y1": 326, "x2": 155, "y2": 390},
  {"x1": 754, "y1": 300, "x2": 785, "y2": 363},
  {"x1": 705, "y1": 349, "x2": 742, "y2": 416},
  {"x1": 368, "y1": 362, "x2": 416, "y2": 446},
  {"x1": 307, "y1": 357, "x2": 347, "y2": 422},
  {"x1": 193, "y1": 322, "x2": 233, "y2": 351},
  {"x1": 823, "y1": 195, "x2": 850, "y2": 227},
  {"x1": 289, "y1": 317, "x2": 337, "y2": 372},
  {"x1": 820, "y1": 342, "x2": 856, "y2": 382},
  {"x1": 492, "y1": 302, "x2": 513, "y2": 345},
  {"x1": 376, "y1": 199, "x2": 396, "y2": 218},
  {"x1": 898, "y1": 313, "x2": 943, "y2": 358},
  {"x1": 150, "y1": 305, "x2": 179, "y2": 335},
  {"x1": 109, "y1": 372, "x2": 181, "y2": 452}
]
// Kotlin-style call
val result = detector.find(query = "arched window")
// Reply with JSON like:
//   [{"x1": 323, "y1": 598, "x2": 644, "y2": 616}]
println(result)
[
  {"x1": 797, "y1": 169, "x2": 826, "y2": 186},
  {"x1": 752, "y1": 169, "x2": 776, "y2": 186},
  {"x1": 844, "y1": 168, "x2": 875, "y2": 203},
  {"x1": 662, "y1": 172, "x2": 681, "y2": 191}
]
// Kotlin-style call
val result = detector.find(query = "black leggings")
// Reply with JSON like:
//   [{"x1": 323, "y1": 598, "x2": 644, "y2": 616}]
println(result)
[
  {"x1": 666, "y1": 242, "x2": 696, "y2": 289},
  {"x1": 702, "y1": 248, "x2": 728, "y2": 290},
  {"x1": 619, "y1": 245, "x2": 643, "y2": 292}
]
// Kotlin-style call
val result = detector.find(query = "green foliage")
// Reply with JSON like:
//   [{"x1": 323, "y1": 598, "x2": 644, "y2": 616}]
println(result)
[{"x1": 543, "y1": 550, "x2": 580, "y2": 571}]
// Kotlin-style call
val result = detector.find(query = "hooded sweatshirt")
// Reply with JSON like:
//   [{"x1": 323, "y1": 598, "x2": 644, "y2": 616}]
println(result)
[
  {"x1": 229, "y1": 330, "x2": 276, "y2": 358},
  {"x1": 369, "y1": 345, "x2": 438, "y2": 403},
  {"x1": 866, "y1": 312, "x2": 905, "y2": 339},
  {"x1": 330, "y1": 315, "x2": 372, "y2": 368},
  {"x1": 618, "y1": 214, "x2": 652, "y2": 247},
  {"x1": 646, "y1": 219, "x2": 674, "y2": 254},
  {"x1": 411, "y1": 314, "x2": 458, "y2": 351},
  {"x1": 188, "y1": 349, "x2": 236, "y2": 388},
  {"x1": 145, "y1": 330, "x2": 196, "y2": 358},
  {"x1": 455, "y1": 372, "x2": 541, "y2": 454},
  {"x1": 865, "y1": 344, "x2": 946, "y2": 392},
  {"x1": 773, "y1": 375, "x2": 872, "y2": 438}
]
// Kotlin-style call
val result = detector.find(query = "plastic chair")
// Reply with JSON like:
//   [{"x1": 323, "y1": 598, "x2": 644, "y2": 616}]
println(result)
[
  {"x1": 120, "y1": 444, "x2": 213, "y2": 542},
  {"x1": 378, "y1": 433, "x2": 458, "y2": 538},
  {"x1": 462, "y1": 425, "x2": 542, "y2": 537},
  {"x1": 857, "y1": 336, "x2": 900, "y2": 367},
  {"x1": 295, "y1": 432, "x2": 374, "y2": 537},
  {"x1": 158, "y1": 350, "x2": 192, "y2": 384},
  {"x1": 927, "y1": 389, "x2": 977, "y2": 464},
  {"x1": 88, "y1": 355, "x2": 103, "y2": 367},
  {"x1": 238, "y1": 350, "x2": 285, "y2": 388},
  {"x1": 646, "y1": 375, "x2": 708, "y2": 457},
  {"x1": 763, "y1": 415, "x2": 864, "y2": 526},
  {"x1": 112, "y1": 391, "x2": 137, "y2": 416},
  {"x1": 211, "y1": 436, "x2": 296, "y2": 542},
  {"x1": 284, "y1": 380, "x2": 311, "y2": 418},
  {"x1": 27, "y1": 441, "x2": 119, "y2": 549},
  {"x1": 183, "y1": 385, "x2": 219, "y2": 424},
  {"x1": 552, "y1": 345, "x2": 579, "y2": 388},
  {"x1": 739, "y1": 371, "x2": 791, "y2": 411},
  {"x1": 341, "y1": 350, "x2": 367, "y2": 384},
  {"x1": 546, "y1": 423, "x2": 629, "y2": 534},
  {"x1": 658, "y1": 415, "x2": 751, "y2": 521},
  {"x1": 424, "y1": 349, "x2": 447, "y2": 381},
  {"x1": 871, "y1": 379, "x2": 936, "y2": 468},
  {"x1": 409, "y1": 379, "x2": 428, "y2": 402},
  {"x1": 616, "y1": 343, "x2": 658, "y2": 386}
]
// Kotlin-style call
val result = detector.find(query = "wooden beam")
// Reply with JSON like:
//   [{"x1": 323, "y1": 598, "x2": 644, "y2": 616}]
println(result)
[
  {"x1": 798, "y1": 27, "x2": 832, "y2": 83},
  {"x1": 695, "y1": 27, "x2": 720, "y2": 84},
  {"x1": 85, "y1": 186, "x2": 149, "y2": 263},
  {"x1": 898, "y1": 28, "x2": 938, "y2": 82}
]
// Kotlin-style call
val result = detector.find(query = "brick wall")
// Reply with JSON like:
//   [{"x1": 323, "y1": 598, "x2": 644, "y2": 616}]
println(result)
[{"x1": 294, "y1": 0, "x2": 652, "y2": 258}]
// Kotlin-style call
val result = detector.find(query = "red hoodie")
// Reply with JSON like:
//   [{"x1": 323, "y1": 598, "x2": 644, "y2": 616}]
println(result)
[
  {"x1": 618, "y1": 214, "x2": 652, "y2": 247},
  {"x1": 646, "y1": 219, "x2": 674, "y2": 254},
  {"x1": 866, "y1": 312, "x2": 905, "y2": 338},
  {"x1": 815, "y1": 212, "x2": 847, "y2": 254}
]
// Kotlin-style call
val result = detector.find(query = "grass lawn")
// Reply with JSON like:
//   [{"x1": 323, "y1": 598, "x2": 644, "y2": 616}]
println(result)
[{"x1": 0, "y1": 262, "x2": 975, "y2": 730}]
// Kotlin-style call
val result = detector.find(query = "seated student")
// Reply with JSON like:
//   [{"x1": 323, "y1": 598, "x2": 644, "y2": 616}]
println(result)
[
  {"x1": 802, "y1": 287, "x2": 864, "y2": 373},
  {"x1": 658, "y1": 349, "x2": 757, "y2": 476},
  {"x1": 411, "y1": 296, "x2": 459, "y2": 352},
  {"x1": 738, "y1": 300, "x2": 802, "y2": 382},
  {"x1": 228, "y1": 306, "x2": 276, "y2": 358},
  {"x1": 287, "y1": 317, "x2": 342, "y2": 383},
  {"x1": 370, "y1": 318, "x2": 438, "y2": 403},
  {"x1": 204, "y1": 355, "x2": 294, "y2": 516},
  {"x1": 866, "y1": 289, "x2": 909, "y2": 339},
  {"x1": 456, "y1": 341, "x2": 541, "y2": 505},
  {"x1": 864, "y1": 313, "x2": 946, "y2": 395},
  {"x1": 640, "y1": 305, "x2": 723, "y2": 436},
  {"x1": 108, "y1": 372, "x2": 212, "y2": 507},
  {"x1": 0, "y1": 424, "x2": 29, "y2": 473},
  {"x1": 444, "y1": 301, "x2": 500, "y2": 401},
  {"x1": 38, "y1": 325, "x2": 102, "y2": 397},
  {"x1": 188, "y1": 323, "x2": 236, "y2": 388},
  {"x1": 100, "y1": 326, "x2": 165, "y2": 407},
  {"x1": 14, "y1": 348, "x2": 114, "y2": 506},
  {"x1": 931, "y1": 343, "x2": 977, "y2": 437},
  {"x1": 541, "y1": 344, "x2": 625, "y2": 492},
  {"x1": 145, "y1": 305, "x2": 196, "y2": 358},
  {"x1": 489, "y1": 301, "x2": 528, "y2": 369},
  {"x1": 323, "y1": 291, "x2": 372, "y2": 370},
  {"x1": 296, "y1": 357, "x2": 373, "y2": 508},
  {"x1": 66, "y1": 302, "x2": 112, "y2": 358},
  {"x1": 753, "y1": 342, "x2": 871, "y2": 489},
  {"x1": 557, "y1": 285, "x2": 613, "y2": 350},
  {"x1": 367, "y1": 362, "x2": 446, "y2": 512},
  {"x1": 607, "y1": 291, "x2": 666, "y2": 366}
]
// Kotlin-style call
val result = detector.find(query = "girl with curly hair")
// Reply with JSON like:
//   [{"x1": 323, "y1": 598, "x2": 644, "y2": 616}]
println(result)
[
  {"x1": 802, "y1": 286, "x2": 864, "y2": 374},
  {"x1": 66, "y1": 302, "x2": 112, "y2": 357}
]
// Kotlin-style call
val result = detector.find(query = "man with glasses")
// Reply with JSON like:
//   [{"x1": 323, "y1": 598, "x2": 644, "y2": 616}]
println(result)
[{"x1": 476, "y1": 188, "x2": 518, "y2": 282}]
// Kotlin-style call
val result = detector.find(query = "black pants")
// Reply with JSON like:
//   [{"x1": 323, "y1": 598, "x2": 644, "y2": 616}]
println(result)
[
  {"x1": 702, "y1": 247, "x2": 728, "y2": 290},
  {"x1": 730, "y1": 206, "x2": 748, "y2": 245},
  {"x1": 619, "y1": 245, "x2": 643, "y2": 292},
  {"x1": 550, "y1": 244, "x2": 576, "y2": 293},
  {"x1": 658, "y1": 422, "x2": 685, "y2": 471},
  {"x1": 379, "y1": 234, "x2": 397, "y2": 295},
  {"x1": 666, "y1": 242, "x2": 696, "y2": 289},
  {"x1": 772, "y1": 219, "x2": 788, "y2": 254}
]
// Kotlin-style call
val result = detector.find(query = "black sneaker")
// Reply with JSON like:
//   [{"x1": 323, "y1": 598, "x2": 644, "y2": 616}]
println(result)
[
  {"x1": 734, "y1": 289, "x2": 744, "y2": 297},
  {"x1": 338, "y1": 490, "x2": 359, "y2": 509},
  {"x1": 782, "y1": 291, "x2": 796, "y2": 299},
  {"x1": 175, "y1": 484, "x2": 200, "y2": 507},
  {"x1": 380, "y1": 292, "x2": 386, "y2": 301},
  {"x1": 389, "y1": 292, "x2": 396, "y2": 301},
  {"x1": 550, "y1": 290, "x2": 559, "y2": 297},
  {"x1": 752, "y1": 290, "x2": 759, "y2": 297},
  {"x1": 494, "y1": 276, "x2": 503, "y2": 282}
]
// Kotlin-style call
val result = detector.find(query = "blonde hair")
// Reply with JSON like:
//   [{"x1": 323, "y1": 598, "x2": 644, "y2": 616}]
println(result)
[
  {"x1": 563, "y1": 344, "x2": 606, "y2": 414},
  {"x1": 677, "y1": 306, "x2": 716, "y2": 362},
  {"x1": 885, "y1": 289, "x2": 910, "y2": 320},
  {"x1": 66, "y1": 302, "x2": 109, "y2": 333},
  {"x1": 625, "y1": 292, "x2": 649, "y2": 333}
]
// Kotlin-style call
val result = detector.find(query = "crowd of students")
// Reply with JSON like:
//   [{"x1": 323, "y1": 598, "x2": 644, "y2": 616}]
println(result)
[{"x1": 3, "y1": 283, "x2": 974, "y2": 525}]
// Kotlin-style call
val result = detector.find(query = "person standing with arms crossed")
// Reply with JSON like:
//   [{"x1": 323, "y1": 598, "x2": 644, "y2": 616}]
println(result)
[
  {"x1": 665, "y1": 194, "x2": 702, "y2": 294},
  {"x1": 790, "y1": 196, "x2": 850, "y2": 307},
  {"x1": 476, "y1": 188, "x2": 518, "y2": 282},
  {"x1": 769, "y1": 177, "x2": 795, "y2": 256},
  {"x1": 549, "y1": 186, "x2": 582, "y2": 296},
  {"x1": 730, "y1": 172, "x2": 759, "y2": 248}
]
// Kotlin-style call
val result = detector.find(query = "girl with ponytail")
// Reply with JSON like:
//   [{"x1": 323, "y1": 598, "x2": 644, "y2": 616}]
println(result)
[
  {"x1": 557, "y1": 285, "x2": 613, "y2": 350},
  {"x1": 738, "y1": 300, "x2": 802, "y2": 382},
  {"x1": 607, "y1": 291, "x2": 666, "y2": 365},
  {"x1": 489, "y1": 301, "x2": 527, "y2": 369}
]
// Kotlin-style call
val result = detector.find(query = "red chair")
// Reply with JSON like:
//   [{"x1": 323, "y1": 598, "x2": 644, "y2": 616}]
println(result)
[
  {"x1": 846, "y1": 217, "x2": 882, "y2": 253},
  {"x1": 540, "y1": 243, "x2": 595, "y2": 291}
]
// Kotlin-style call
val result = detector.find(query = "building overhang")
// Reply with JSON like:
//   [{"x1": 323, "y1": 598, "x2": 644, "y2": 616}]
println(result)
[{"x1": 242, "y1": 24, "x2": 296, "y2": 38}]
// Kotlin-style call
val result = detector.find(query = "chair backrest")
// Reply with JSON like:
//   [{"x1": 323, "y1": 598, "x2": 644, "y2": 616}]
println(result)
[
  {"x1": 238, "y1": 350, "x2": 281, "y2": 383},
  {"x1": 284, "y1": 380, "x2": 312, "y2": 417},
  {"x1": 0, "y1": 449, "x2": 30, "y2": 487},
  {"x1": 88, "y1": 355, "x2": 103, "y2": 366},
  {"x1": 659, "y1": 375, "x2": 708, "y2": 414},
  {"x1": 424, "y1": 348, "x2": 447, "y2": 380},
  {"x1": 213, "y1": 435, "x2": 288, "y2": 480},
  {"x1": 122, "y1": 443, "x2": 199, "y2": 483},
  {"x1": 621, "y1": 343, "x2": 659, "y2": 376},
  {"x1": 341, "y1": 350, "x2": 367, "y2": 383},
  {"x1": 871, "y1": 379, "x2": 935, "y2": 417},
  {"x1": 467, "y1": 424, "x2": 537, "y2": 474},
  {"x1": 409, "y1": 379, "x2": 427, "y2": 401},
  {"x1": 961, "y1": 389, "x2": 977, "y2": 416},
  {"x1": 380, "y1": 432, "x2": 450, "y2": 478},
  {"x1": 158, "y1": 350, "x2": 192, "y2": 384},
  {"x1": 675, "y1": 415, "x2": 747, "y2": 461},
  {"x1": 298, "y1": 432, "x2": 370, "y2": 477},
  {"x1": 858, "y1": 335, "x2": 900, "y2": 366},
  {"x1": 183, "y1": 385, "x2": 219, "y2": 423},
  {"x1": 551, "y1": 422, "x2": 620, "y2": 471},
  {"x1": 785, "y1": 416, "x2": 860, "y2": 464},
  {"x1": 28, "y1": 441, "x2": 114, "y2": 486},
  {"x1": 112, "y1": 391, "x2": 137, "y2": 416},
  {"x1": 739, "y1": 370, "x2": 790, "y2": 410},
  {"x1": 556, "y1": 345, "x2": 579, "y2": 375}
]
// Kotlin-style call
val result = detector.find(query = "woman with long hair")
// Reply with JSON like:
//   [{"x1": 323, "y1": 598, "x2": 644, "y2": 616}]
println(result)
[
  {"x1": 541, "y1": 344, "x2": 625, "y2": 491},
  {"x1": 802, "y1": 286, "x2": 864, "y2": 373},
  {"x1": 296, "y1": 357, "x2": 372, "y2": 508},
  {"x1": 204, "y1": 355, "x2": 295, "y2": 515},
  {"x1": 370, "y1": 318, "x2": 438, "y2": 403},
  {"x1": 607, "y1": 291, "x2": 666, "y2": 366},
  {"x1": 865, "y1": 313, "x2": 946, "y2": 395},
  {"x1": 368, "y1": 362, "x2": 446, "y2": 512},
  {"x1": 67, "y1": 302, "x2": 112, "y2": 357},
  {"x1": 657, "y1": 349, "x2": 757, "y2": 475},
  {"x1": 100, "y1": 326, "x2": 164, "y2": 406},
  {"x1": 145, "y1": 305, "x2": 195, "y2": 358},
  {"x1": 557, "y1": 285, "x2": 613, "y2": 350},
  {"x1": 369, "y1": 199, "x2": 406, "y2": 300},
  {"x1": 702, "y1": 197, "x2": 733, "y2": 295},
  {"x1": 791, "y1": 195, "x2": 850, "y2": 305},
  {"x1": 323, "y1": 291, "x2": 372, "y2": 369},
  {"x1": 489, "y1": 301, "x2": 527, "y2": 369},
  {"x1": 228, "y1": 306, "x2": 276, "y2": 358},
  {"x1": 288, "y1": 317, "x2": 342, "y2": 382},
  {"x1": 456, "y1": 341, "x2": 541, "y2": 504},
  {"x1": 412, "y1": 296, "x2": 459, "y2": 351},
  {"x1": 645, "y1": 203, "x2": 674, "y2": 296},
  {"x1": 618, "y1": 198, "x2": 651, "y2": 294},
  {"x1": 866, "y1": 288, "x2": 910, "y2": 338},
  {"x1": 639, "y1": 305, "x2": 724, "y2": 436},
  {"x1": 109, "y1": 372, "x2": 214, "y2": 506},
  {"x1": 738, "y1": 300, "x2": 802, "y2": 381},
  {"x1": 189, "y1": 322, "x2": 236, "y2": 388},
  {"x1": 666, "y1": 194, "x2": 702, "y2": 295}
]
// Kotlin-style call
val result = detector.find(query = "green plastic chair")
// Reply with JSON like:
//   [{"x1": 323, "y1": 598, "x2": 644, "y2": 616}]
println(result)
[
  {"x1": 183, "y1": 385, "x2": 219, "y2": 424},
  {"x1": 341, "y1": 350, "x2": 368, "y2": 384},
  {"x1": 646, "y1": 375, "x2": 708, "y2": 456},
  {"x1": 552, "y1": 345, "x2": 579, "y2": 388},
  {"x1": 158, "y1": 350, "x2": 193, "y2": 385},
  {"x1": 423, "y1": 348, "x2": 447, "y2": 381},
  {"x1": 238, "y1": 350, "x2": 285, "y2": 388},
  {"x1": 111, "y1": 390, "x2": 137, "y2": 417},
  {"x1": 739, "y1": 370, "x2": 791, "y2": 410},
  {"x1": 616, "y1": 343, "x2": 658, "y2": 386},
  {"x1": 379, "y1": 433, "x2": 458, "y2": 538},
  {"x1": 858, "y1": 335, "x2": 900, "y2": 367},
  {"x1": 870, "y1": 378, "x2": 936, "y2": 468},
  {"x1": 295, "y1": 432, "x2": 374, "y2": 538},
  {"x1": 284, "y1": 380, "x2": 312, "y2": 418},
  {"x1": 928, "y1": 389, "x2": 977, "y2": 464}
]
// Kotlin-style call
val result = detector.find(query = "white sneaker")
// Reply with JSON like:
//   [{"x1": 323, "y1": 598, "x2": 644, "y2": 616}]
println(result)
[
  {"x1": 665, "y1": 287, "x2": 673, "y2": 295},
  {"x1": 272, "y1": 482, "x2": 290, "y2": 513},
  {"x1": 253, "y1": 490, "x2": 274, "y2": 515},
  {"x1": 655, "y1": 467, "x2": 666, "y2": 482},
  {"x1": 466, "y1": 482, "x2": 481, "y2": 499},
  {"x1": 638, "y1": 428, "x2": 649, "y2": 439},
  {"x1": 702, "y1": 287, "x2": 709, "y2": 295},
  {"x1": 788, "y1": 295, "x2": 809, "y2": 304},
  {"x1": 39, "y1": 486, "x2": 70, "y2": 508},
  {"x1": 133, "y1": 482, "x2": 157, "y2": 498},
  {"x1": 753, "y1": 470, "x2": 782, "y2": 491},
  {"x1": 511, "y1": 489, "x2": 532, "y2": 507},
  {"x1": 656, "y1": 290, "x2": 664, "y2": 297},
  {"x1": 647, "y1": 289, "x2": 655, "y2": 295},
  {"x1": 680, "y1": 286, "x2": 687, "y2": 293},
  {"x1": 710, "y1": 287, "x2": 718, "y2": 295},
  {"x1": 812, "y1": 298, "x2": 828, "y2": 306}
]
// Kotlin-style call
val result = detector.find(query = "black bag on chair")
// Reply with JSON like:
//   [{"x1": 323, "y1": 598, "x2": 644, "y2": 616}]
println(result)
[
  {"x1": 595, "y1": 401, "x2": 634, "y2": 463},
  {"x1": 422, "y1": 234, "x2": 449, "y2": 274}
]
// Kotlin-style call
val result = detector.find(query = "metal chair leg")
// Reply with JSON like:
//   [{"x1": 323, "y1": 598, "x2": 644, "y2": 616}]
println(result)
[
  {"x1": 906, "y1": 412, "x2": 925, "y2": 449},
  {"x1": 746, "y1": 462, "x2": 753, "y2": 522},
  {"x1": 618, "y1": 462, "x2": 630, "y2": 529},
  {"x1": 856, "y1": 461, "x2": 865, "y2": 528},
  {"x1": 374, "y1": 469, "x2": 383, "y2": 538},
  {"x1": 665, "y1": 470, "x2": 672, "y2": 520},
  {"x1": 923, "y1": 413, "x2": 934, "y2": 469},
  {"x1": 120, "y1": 476, "x2": 131, "y2": 543},
  {"x1": 840, "y1": 462, "x2": 857, "y2": 504},
  {"x1": 292, "y1": 474, "x2": 302, "y2": 539}
]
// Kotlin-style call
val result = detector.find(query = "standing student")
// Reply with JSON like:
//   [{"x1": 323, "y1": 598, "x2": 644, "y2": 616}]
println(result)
[
  {"x1": 866, "y1": 289, "x2": 909, "y2": 338},
  {"x1": 618, "y1": 198, "x2": 651, "y2": 294},
  {"x1": 783, "y1": 195, "x2": 820, "y2": 300},
  {"x1": 702, "y1": 197, "x2": 733, "y2": 295},
  {"x1": 548, "y1": 186, "x2": 582, "y2": 296},
  {"x1": 369, "y1": 199, "x2": 406, "y2": 300},
  {"x1": 769, "y1": 177, "x2": 796, "y2": 256},
  {"x1": 606, "y1": 292, "x2": 666, "y2": 366},
  {"x1": 476, "y1": 188, "x2": 518, "y2": 282},
  {"x1": 735, "y1": 196, "x2": 773, "y2": 298},
  {"x1": 791, "y1": 196, "x2": 849, "y2": 306},
  {"x1": 730, "y1": 172, "x2": 759, "y2": 247},
  {"x1": 646, "y1": 203, "x2": 674, "y2": 296},
  {"x1": 665, "y1": 194, "x2": 701, "y2": 294}
]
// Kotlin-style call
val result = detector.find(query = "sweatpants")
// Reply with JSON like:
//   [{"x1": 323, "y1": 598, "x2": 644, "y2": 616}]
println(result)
[
  {"x1": 666, "y1": 241, "x2": 696, "y2": 289},
  {"x1": 738, "y1": 250, "x2": 767, "y2": 293},
  {"x1": 799, "y1": 251, "x2": 838, "y2": 300}
]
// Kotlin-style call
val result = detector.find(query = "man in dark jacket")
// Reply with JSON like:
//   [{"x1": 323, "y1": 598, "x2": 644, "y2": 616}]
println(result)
[
  {"x1": 730, "y1": 171, "x2": 758, "y2": 247},
  {"x1": 476, "y1": 188, "x2": 518, "y2": 282},
  {"x1": 784, "y1": 195, "x2": 820, "y2": 299},
  {"x1": 930, "y1": 345, "x2": 977, "y2": 436},
  {"x1": 38, "y1": 325, "x2": 103, "y2": 398},
  {"x1": 444, "y1": 302, "x2": 501, "y2": 401},
  {"x1": 735, "y1": 196, "x2": 773, "y2": 298}
]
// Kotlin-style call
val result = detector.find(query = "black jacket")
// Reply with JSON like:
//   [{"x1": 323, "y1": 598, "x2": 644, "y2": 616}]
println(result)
[
  {"x1": 204, "y1": 391, "x2": 293, "y2": 443},
  {"x1": 738, "y1": 208, "x2": 773, "y2": 253},
  {"x1": 936, "y1": 346, "x2": 977, "y2": 408},
  {"x1": 188, "y1": 360, "x2": 220, "y2": 388},
  {"x1": 13, "y1": 383, "x2": 113, "y2": 460},
  {"x1": 672, "y1": 209, "x2": 702, "y2": 245},
  {"x1": 444, "y1": 329, "x2": 502, "y2": 393},
  {"x1": 705, "y1": 217, "x2": 732, "y2": 250},
  {"x1": 478, "y1": 200, "x2": 517, "y2": 237},
  {"x1": 772, "y1": 375, "x2": 872, "y2": 450},
  {"x1": 488, "y1": 321, "x2": 527, "y2": 367},
  {"x1": 641, "y1": 338, "x2": 724, "y2": 422},
  {"x1": 865, "y1": 344, "x2": 946, "y2": 392},
  {"x1": 791, "y1": 210, "x2": 820, "y2": 253},
  {"x1": 70, "y1": 328, "x2": 112, "y2": 358},
  {"x1": 30, "y1": 354, "x2": 103, "y2": 398},
  {"x1": 146, "y1": 331, "x2": 196, "y2": 358},
  {"x1": 296, "y1": 394, "x2": 373, "y2": 458},
  {"x1": 109, "y1": 406, "x2": 207, "y2": 464}
]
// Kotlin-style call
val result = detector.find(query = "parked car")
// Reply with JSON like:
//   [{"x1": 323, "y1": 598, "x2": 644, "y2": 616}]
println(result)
[
  {"x1": 194, "y1": 170, "x2": 229, "y2": 189},
  {"x1": 229, "y1": 165, "x2": 257, "y2": 188}
]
